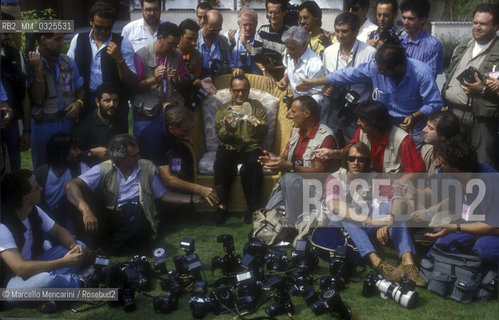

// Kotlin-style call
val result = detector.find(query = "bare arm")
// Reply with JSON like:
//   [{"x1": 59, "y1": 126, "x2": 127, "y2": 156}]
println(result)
[
  {"x1": 157, "y1": 165, "x2": 218, "y2": 206},
  {"x1": 28, "y1": 51, "x2": 45, "y2": 105},
  {"x1": 106, "y1": 41, "x2": 138, "y2": 88},
  {"x1": 65, "y1": 177, "x2": 98, "y2": 233},
  {"x1": 48, "y1": 223, "x2": 77, "y2": 249},
  {"x1": 0, "y1": 246, "x2": 83, "y2": 278}
]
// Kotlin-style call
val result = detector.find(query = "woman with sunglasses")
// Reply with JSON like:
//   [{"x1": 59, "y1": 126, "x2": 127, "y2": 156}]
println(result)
[{"x1": 324, "y1": 141, "x2": 426, "y2": 287}]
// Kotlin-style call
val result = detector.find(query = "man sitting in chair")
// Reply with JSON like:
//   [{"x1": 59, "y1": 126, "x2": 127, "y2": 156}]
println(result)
[{"x1": 214, "y1": 75, "x2": 268, "y2": 224}]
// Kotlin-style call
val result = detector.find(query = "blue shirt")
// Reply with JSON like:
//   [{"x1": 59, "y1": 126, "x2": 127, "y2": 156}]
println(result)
[
  {"x1": 400, "y1": 30, "x2": 443, "y2": 78},
  {"x1": 0, "y1": 80, "x2": 7, "y2": 102},
  {"x1": 198, "y1": 31, "x2": 227, "y2": 70},
  {"x1": 30, "y1": 52, "x2": 84, "y2": 110},
  {"x1": 137, "y1": 115, "x2": 175, "y2": 167},
  {"x1": 326, "y1": 58, "x2": 442, "y2": 118},
  {"x1": 80, "y1": 162, "x2": 167, "y2": 206},
  {"x1": 227, "y1": 30, "x2": 260, "y2": 75}
]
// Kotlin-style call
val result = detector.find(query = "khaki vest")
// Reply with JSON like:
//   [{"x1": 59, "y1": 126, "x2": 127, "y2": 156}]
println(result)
[
  {"x1": 31, "y1": 54, "x2": 77, "y2": 122},
  {"x1": 134, "y1": 44, "x2": 185, "y2": 117},
  {"x1": 359, "y1": 126, "x2": 408, "y2": 173},
  {"x1": 99, "y1": 159, "x2": 159, "y2": 238},
  {"x1": 287, "y1": 124, "x2": 334, "y2": 168}
]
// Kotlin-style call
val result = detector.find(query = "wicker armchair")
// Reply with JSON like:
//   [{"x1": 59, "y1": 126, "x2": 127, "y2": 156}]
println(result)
[{"x1": 187, "y1": 74, "x2": 294, "y2": 212}]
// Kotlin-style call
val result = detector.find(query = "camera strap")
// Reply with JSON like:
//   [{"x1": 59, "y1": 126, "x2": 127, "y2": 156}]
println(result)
[{"x1": 336, "y1": 42, "x2": 360, "y2": 91}]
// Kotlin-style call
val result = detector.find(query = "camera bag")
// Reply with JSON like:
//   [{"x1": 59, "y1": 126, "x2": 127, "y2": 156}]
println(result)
[
  {"x1": 420, "y1": 244, "x2": 484, "y2": 303},
  {"x1": 251, "y1": 207, "x2": 297, "y2": 245}
]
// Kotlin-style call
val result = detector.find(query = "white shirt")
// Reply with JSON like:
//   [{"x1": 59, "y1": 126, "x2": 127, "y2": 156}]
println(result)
[
  {"x1": 357, "y1": 18, "x2": 378, "y2": 44},
  {"x1": 42, "y1": 163, "x2": 90, "y2": 210},
  {"x1": 79, "y1": 162, "x2": 167, "y2": 206},
  {"x1": 0, "y1": 207, "x2": 55, "y2": 260},
  {"x1": 323, "y1": 40, "x2": 376, "y2": 101},
  {"x1": 122, "y1": 18, "x2": 165, "y2": 52},
  {"x1": 67, "y1": 31, "x2": 137, "y2": 92},
  {"x1": 283, "y1": 47, "x2": 326, "y2": 104}
]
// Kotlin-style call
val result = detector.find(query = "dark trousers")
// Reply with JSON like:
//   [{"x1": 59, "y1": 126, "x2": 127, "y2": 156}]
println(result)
[{"x1": 214, "y1": 147, "x2": 263, "y2": 210}]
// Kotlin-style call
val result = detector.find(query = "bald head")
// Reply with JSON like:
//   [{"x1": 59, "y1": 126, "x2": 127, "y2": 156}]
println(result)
[{"x1": 203, "y1": 9, "x2": 224, "y2": 41}]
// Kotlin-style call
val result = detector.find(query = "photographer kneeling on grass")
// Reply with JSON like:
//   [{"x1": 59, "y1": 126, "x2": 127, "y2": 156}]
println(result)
[
  {"x1": 65, "y1": 134, "x2": 202, "y2": 255},
  {"x1": 0, "y1": 170, "x2": 88, "y2": 312},
  {"x1": 325, "y1": 142, "x2": 426, "y2": 286}
]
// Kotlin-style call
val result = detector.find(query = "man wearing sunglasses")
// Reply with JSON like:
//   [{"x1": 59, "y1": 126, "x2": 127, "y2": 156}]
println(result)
[
  {"x1": 122, "y1": 0, "x2": 165, "y2": 52},
  {"x1": 213, "y1": 75, "x2": 268, "y2": 224},
  {"x1": 67, "y1": 1, "x2": 137, "y2": 130}
]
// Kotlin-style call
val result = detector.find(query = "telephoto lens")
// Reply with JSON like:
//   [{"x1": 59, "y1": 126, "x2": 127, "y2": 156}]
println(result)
[{"x1": 376, "y1": 276, "x2": 418, "y2": 309}]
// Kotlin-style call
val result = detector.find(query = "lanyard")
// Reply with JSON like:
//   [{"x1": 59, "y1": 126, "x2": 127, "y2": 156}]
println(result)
[{"x1": 157, "y1": 56, "x2": 168, "y2": 102}]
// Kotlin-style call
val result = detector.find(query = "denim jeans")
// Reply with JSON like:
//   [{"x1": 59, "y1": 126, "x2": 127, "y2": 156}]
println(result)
[
  {"x1": 341, "y1": 201, "x2": 415, "y2": 258},
  {"x1": 6, "y1": 240, "x2": 86, "y2": 289}
]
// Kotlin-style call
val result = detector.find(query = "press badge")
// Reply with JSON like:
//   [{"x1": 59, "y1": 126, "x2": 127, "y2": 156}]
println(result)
[
  {"x1": 172, "y1": 158, "x2": 181, "y2": 172},
  {"x1": 462, "y1": 203, "x2": 471, "y2": 222}
]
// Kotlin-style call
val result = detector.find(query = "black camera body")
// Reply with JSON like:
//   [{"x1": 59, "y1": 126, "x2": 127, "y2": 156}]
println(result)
[
  {"x1": 153, "y1": 294, "x2": 178, "y2": 314},
  {"x1": 264, "y1": 250, "x2": 289, "y2": 272},
  {"x1": 291, "y1": 240, "x2": 318, "y2": 274},
  {"x1": 212, "y1": 234, "x2": 242, "y2": 276},
  {"x1": 309, "y1": 287, "x2": 352, "y2": 319},
  {"x1": 330, "y1": 87, "x2": 360, "y2": 118},
  {"x1": 236, "y1": 271, "x2": 260, "y2": 311},
  {"x1": 160, "y1": 272, "x2": 185, "y2": 297},
  {"x1": 254, "y1": 48, "x2": 283, "y2": 66},
  {"x1": 190, "y1": 88, "x2": 209, "y2": 110},
  {"x1": 265, "y1": 275, "x2": 294, "y2": 317},
  {"x1": 457, "y1": 66, "x2": 482, "y2": 85}
]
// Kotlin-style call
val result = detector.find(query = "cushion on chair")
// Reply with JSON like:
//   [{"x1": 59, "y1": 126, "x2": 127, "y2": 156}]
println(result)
[{"x1": 199, "y1": 89, "x2": 279, "y2": 175}]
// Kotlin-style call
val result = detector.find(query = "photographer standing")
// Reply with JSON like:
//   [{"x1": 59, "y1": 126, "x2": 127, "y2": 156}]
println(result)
[
  {"x1": 322, "y1": 12, "x2": 376, "y2": 145},
  {"x1": 441, "y1": 4, "x2": 499, "y2": 170}
]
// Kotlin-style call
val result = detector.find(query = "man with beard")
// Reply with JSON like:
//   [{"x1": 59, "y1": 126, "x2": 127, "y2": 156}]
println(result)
[
  {"x1": 28, "y1": 33, "x2": 85, "y2": 169},
  {"x1": 67, "y1": 1, "x2": 137, "y2": 126},
  {"x1": 122, "y1": 0, "x2": 164, "y2": 52},
  {"x1": 72, "y1": 84, "x2": 126, "y2": 166}
]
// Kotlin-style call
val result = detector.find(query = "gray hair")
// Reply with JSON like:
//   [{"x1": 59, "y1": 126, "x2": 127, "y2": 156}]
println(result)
[
  {"x1": 237, "y1": 8, "x2": 258, "y2": 25},
  {"x1": 282, "y1": 26, "x2": 309, "y2": 46},
  {"x1": 108, "y1": 134, "x2": 138, "y2": 162}
]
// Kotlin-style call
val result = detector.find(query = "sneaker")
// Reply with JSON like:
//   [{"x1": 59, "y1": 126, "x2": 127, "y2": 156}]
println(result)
[
  {"x1": 375, "y1": 260, "x2": 404, "y2": 282},
  {"x1": 213, "y1": 207, "x2": 227, "y2": 225},
  {"x1": 400, "y1": 263, "x2": 427, "y2": 287}
]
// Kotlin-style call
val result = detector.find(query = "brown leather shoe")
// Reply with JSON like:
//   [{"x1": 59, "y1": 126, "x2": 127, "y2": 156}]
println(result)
[
  {"x1": 375, "y1": 260, "x2": 404, "y2": 282},
  {"x1": 400, "y1": 263, "x2": 427, "y2": 287}
]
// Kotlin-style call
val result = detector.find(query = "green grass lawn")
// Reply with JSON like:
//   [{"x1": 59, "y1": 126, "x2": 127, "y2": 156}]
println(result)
[{"x1": 6, "y1": 145, "x2": 499, "y2": 319}]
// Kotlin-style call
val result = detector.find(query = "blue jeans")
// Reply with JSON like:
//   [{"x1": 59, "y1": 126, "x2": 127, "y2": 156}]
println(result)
[
  {"x1": 341, "y1": 202, "x2": 415, "y2": 258},
  {"x1": 6, "y1": 240, "x2": 86, "y2": 289},
  {"x1": 31, "y1": 118, "x2": 74, "y2": 169},
  {"x1": 433, "y1": 233, "x2": 499, "y2": 265}
]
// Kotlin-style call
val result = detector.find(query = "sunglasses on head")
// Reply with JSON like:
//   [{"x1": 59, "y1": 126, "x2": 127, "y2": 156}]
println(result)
[{"x1": 347, "y1": 156, "x2": 369, "y2": 164}]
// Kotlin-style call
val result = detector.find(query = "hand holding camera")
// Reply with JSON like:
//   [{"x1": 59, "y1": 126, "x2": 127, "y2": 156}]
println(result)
[{"x1": 457, "y1": 66, "x2": 485, "y2": 96}]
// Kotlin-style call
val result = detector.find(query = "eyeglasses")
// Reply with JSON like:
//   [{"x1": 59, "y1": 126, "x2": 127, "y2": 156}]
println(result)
[
  {"x1": 94, "y1": 24, "x2": 112, "y2": 31},
  {"x1": 347, "y1": 156, "x2": 369, "y2": 164},
  {"x1": 208, "y1": 26, "x2": 223, "y2": 33},
  {"x1": 231, "y1": 89, "x2": 249, "y2": 94}
]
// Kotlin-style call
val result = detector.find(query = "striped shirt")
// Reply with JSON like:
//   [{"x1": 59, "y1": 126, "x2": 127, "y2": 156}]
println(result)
[
  {"x1": 252, "y1": 23, "x2": 291, "y2": 57},
  {"x1": 400, "y1": 30, "x2": 444, "y2": 78}
]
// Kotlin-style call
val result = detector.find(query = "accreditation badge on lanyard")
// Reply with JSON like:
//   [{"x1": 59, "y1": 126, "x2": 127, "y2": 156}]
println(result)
[
  {"x1": 157, "y1": 56, "x2": 168, "y2": 102},
  {"x1": 462, "y1": 195, "x2": 471, "y2": 222}
]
